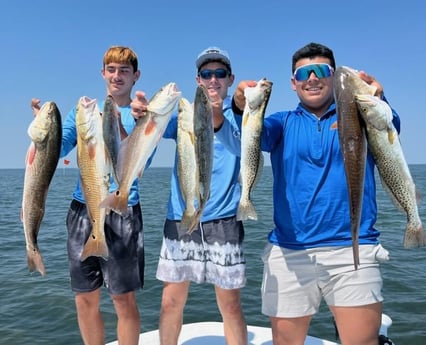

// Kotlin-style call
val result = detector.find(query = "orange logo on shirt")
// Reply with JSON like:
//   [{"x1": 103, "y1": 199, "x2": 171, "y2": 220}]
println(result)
[{"x1": 330, "y1": 121, "x2": 338, "y2": 129}]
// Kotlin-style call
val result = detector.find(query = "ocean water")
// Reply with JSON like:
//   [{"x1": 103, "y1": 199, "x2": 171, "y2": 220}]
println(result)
[{"x1": 1, "y1": 166, "x2": 425, "y2": 344}]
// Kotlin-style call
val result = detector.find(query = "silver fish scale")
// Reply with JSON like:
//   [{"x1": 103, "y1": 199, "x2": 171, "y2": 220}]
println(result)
[{"x1": 193, "y1": 86, "x2": 214, "y2": 223}]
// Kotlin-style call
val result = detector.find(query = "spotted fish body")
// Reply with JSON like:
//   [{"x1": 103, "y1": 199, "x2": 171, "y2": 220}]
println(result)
[
  {"x1": 177, "y1": 98, "x2": 199, "y2": 229},
  {"x1": 21, "y1": 102, "x2": 62, "y2": 276},
  {"x1": 334, "y1": 66, "x2": 376, "y2": 269},
  {"x1": 189, "y1": 85, "x2": 214, "y2": 232},
  {"x1": 355, "y1": 94, "x2": 425, "y2": 247},
  {"x1": 102, "y1": 95, "x2": 121, "y2": 185},
  {"x1": 238, "y1": 78, "x2": 272, "y2": 221}
]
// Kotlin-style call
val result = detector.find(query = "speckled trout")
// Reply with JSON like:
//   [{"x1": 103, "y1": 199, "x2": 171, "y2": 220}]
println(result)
[
  {"x1": 356, "y1": 94, "x2": 425, "y2": 247},
  {"x1": 177, "y1": 97, "x2": 199, "y2": 229},
  {"x1": 76, "y1": 96, "x2": 110, "y2": 261},
  {"x1": 334, "y1": 66, "x2": 376, "y2": 269},
  {"x1": 238, "y1": 78, "x2": 272, "y2": 221},
  {"x1": 99, "y1": 82, "x2": 181, "y2": 216},
  {"x1": 21, "y1": 102, "x2": 62, "y2": 276},
  {"x1": 102, "y1": 95, "x2": 121, "y2": 185},
  {"x1": 189, "y1": 85, "x2": 214, "y2": 232}
]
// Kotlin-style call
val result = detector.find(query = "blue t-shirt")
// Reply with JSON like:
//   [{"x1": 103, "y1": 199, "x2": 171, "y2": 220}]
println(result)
[
  {"x1": 61, "y1": 100, "x2": 146, "y2": 206},
  {"x1": 163, "y1": 96, "x2": 242, "y2": 221},
  {"x1": 217, "y1": 99, "x2": 401, "y2": 249}
]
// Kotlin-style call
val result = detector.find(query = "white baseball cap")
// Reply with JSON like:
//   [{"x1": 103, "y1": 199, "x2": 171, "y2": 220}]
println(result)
[{"x1": 195, "y1": 46, "x2": 232, "y2": 72}]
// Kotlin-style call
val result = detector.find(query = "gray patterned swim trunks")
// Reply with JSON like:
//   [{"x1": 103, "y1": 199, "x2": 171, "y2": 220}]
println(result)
[
  {"x1": 156, "y1": 216, "x2": 246, "y2": 289},
  {"x1": 67, "y1": 199, "x2": 144, "y2": 295}
]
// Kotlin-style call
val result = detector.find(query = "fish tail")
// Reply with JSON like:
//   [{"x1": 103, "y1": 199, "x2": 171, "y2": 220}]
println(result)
[
  {"x1": 237, "y1": 200, "x2": 258, "y2": 221},
  {"x1": 80, "y1": 234, "x2": 109, "y2": 262},
  {"x1": 187, "y1": 210, "x2": 202, "y2": 234},
  {"x1": 352, "y1": 241, "x2": 360, "y2": 270},
  {"x1": 181, "y1": 208, "x2": 197, "y2": 230},
  {"x1": 99, "y1": 190, "x2": 129, "y2": 217},
  {"x1": 27, "y1": 248, "x2": 46, "y2": 277},
  {"x1": 403, "y1": 219, "x2": 425, "y2": 248}
]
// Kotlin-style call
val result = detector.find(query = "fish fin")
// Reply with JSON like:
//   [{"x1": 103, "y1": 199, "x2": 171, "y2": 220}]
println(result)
[
  {"x1": 403, "y1": 224, "x2": 426, "y2": 249},
  {"x1": 144, "y1": 119, "x2": 157, "y2": 136},
  {"x1": 415, "y1": 188, "x2": 422, "y2": 203},
  {"x1": 99, "y1": 190, "x2": 129, "y2": 217},
  {"x1": 27, "y1": 247, "x2": 46, "y2": 277},
  {"x1": 242, "y1": 112, "x2": 249, "y2": 127},
  {"x1": 80, "y1": 234, "x2": 109, "y2": 262},
  {"x1": 387, "y1": 129, "x2": 396, "y2": 145},
  {"x1": 26, "y1": 142, "x2": 36, "y2": 166},
  {"x1": 88, "y1": 139, "x2": 98, "y2": 160},
  {"x1": 189, "y1": 132, "x2": 196, "y2": 145},
  {"x1": 237, "y1": 200, "x2": 258, "y2": 221},
  {"x1": 403, "y1": 217, "x2": 426, "y2": 248}
]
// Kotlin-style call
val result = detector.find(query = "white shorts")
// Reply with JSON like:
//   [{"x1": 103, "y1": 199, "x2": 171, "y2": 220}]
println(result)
[{"x1": 261, "y1": 243, "x2": 389, "y2": 318}]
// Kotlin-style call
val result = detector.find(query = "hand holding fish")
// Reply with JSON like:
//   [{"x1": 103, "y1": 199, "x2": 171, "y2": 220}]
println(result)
[
  {"x1": 358, "y1": 70, "x2": 384, "y2": 99},
  {"x1": 130, "y1": 90, "x2": 149, "y2": 120},
  {"x1": 233, "y1": 80, "x2": 258, "y2": 111},
  {"x1": 30, "y1": 98, "x2": 41, "y2": 116}
]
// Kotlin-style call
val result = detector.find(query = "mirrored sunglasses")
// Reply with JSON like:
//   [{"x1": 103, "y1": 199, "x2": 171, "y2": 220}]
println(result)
[{"x1": 293, "y1": 63, "x2": 334, "y2": 81}]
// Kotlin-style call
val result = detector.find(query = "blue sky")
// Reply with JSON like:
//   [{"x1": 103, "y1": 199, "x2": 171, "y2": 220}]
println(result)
[{"x1": 2, "y1": 0, "x2": 425, "y2": 169}]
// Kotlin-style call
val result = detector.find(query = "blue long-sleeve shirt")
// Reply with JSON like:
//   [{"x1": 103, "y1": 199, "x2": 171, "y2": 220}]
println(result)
[
  {"x1": 217, "y1": 99, "x2": 400, "y2": 249},
  {"x1": 61, "y1": 101, "x2": 150, "y2": 206},
  {"x1": 163, "y1": 96, "x2": 242, "y2": 221}
]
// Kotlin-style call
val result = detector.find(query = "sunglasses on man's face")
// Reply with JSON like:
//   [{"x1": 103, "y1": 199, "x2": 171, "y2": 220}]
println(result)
[
  {"x1": 293, "y1": 63, "x2": 334, "y2": 81},
  {"x1": 198, "y1": 68, "x2": 229, "y2": 80}
]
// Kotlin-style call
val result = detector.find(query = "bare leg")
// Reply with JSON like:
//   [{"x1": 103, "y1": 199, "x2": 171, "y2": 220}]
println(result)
[
  {"x1": 215, "y1": 286, "x2": 247, "y2": 345},
  {"x1": 159, "y1": 281, "x2": 190, "y2": 345},
  {"x1": 269, "y1": 315, "x2": 312, "y2": 345},
  {"x1": 75, "y1": 289, "x2": 104, "y2": 345},
  {"x1": 330, "y1": 302, "x2": 382, "y2": 345},
  {"x1": 111, "y1": 291, "x2": 140, "y2": 345}
]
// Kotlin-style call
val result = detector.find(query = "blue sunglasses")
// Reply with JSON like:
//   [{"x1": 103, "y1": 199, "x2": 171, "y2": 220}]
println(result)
[
  {"x1": 199, "y1": 68, "x2": 229, "y2": 80},
  {"x1": 293, "y1": 63, "x2": 334, "y2": 81}
]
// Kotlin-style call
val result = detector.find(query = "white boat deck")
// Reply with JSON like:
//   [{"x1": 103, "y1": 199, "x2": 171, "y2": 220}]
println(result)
[{"x1": 106, "y1": 314, "x2": 393, "y2": 345}]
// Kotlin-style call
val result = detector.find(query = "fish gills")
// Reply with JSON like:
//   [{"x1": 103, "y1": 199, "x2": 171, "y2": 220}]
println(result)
[
  {"x1": 21, "y1": 101, "x2": 62, "y2": 276},
  {"x1": 334, "y1": 66, "x2": 376, "y2": 270},
  {"x1": 99, "y1": 82, "x2": 181, "y2": 216},
  {"x1": 76, "y1": 96, "x2": 110, "y2": 261},
  {"x1": 189, "y1": 85, "x2": 214, "y2": 232},
  {"x1": 355, "y1": 94, "x2": 425, "y2": 247},
  {"x1": 177, "y1": 98, "x2": 200, "y2": 229},
  {"x1": 238, "y1": 78, "x2": 272, "y2": 221}
]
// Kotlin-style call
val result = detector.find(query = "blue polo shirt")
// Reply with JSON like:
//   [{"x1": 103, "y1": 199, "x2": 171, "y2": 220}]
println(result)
[{"x1": 217, "y1": 100, "x2": 400, "y2": 249}]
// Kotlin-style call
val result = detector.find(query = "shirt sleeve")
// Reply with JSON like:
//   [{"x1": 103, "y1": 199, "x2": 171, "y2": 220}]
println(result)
[{"x1": 60, "y1": 106, "x2": 78, "y2": 158}]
